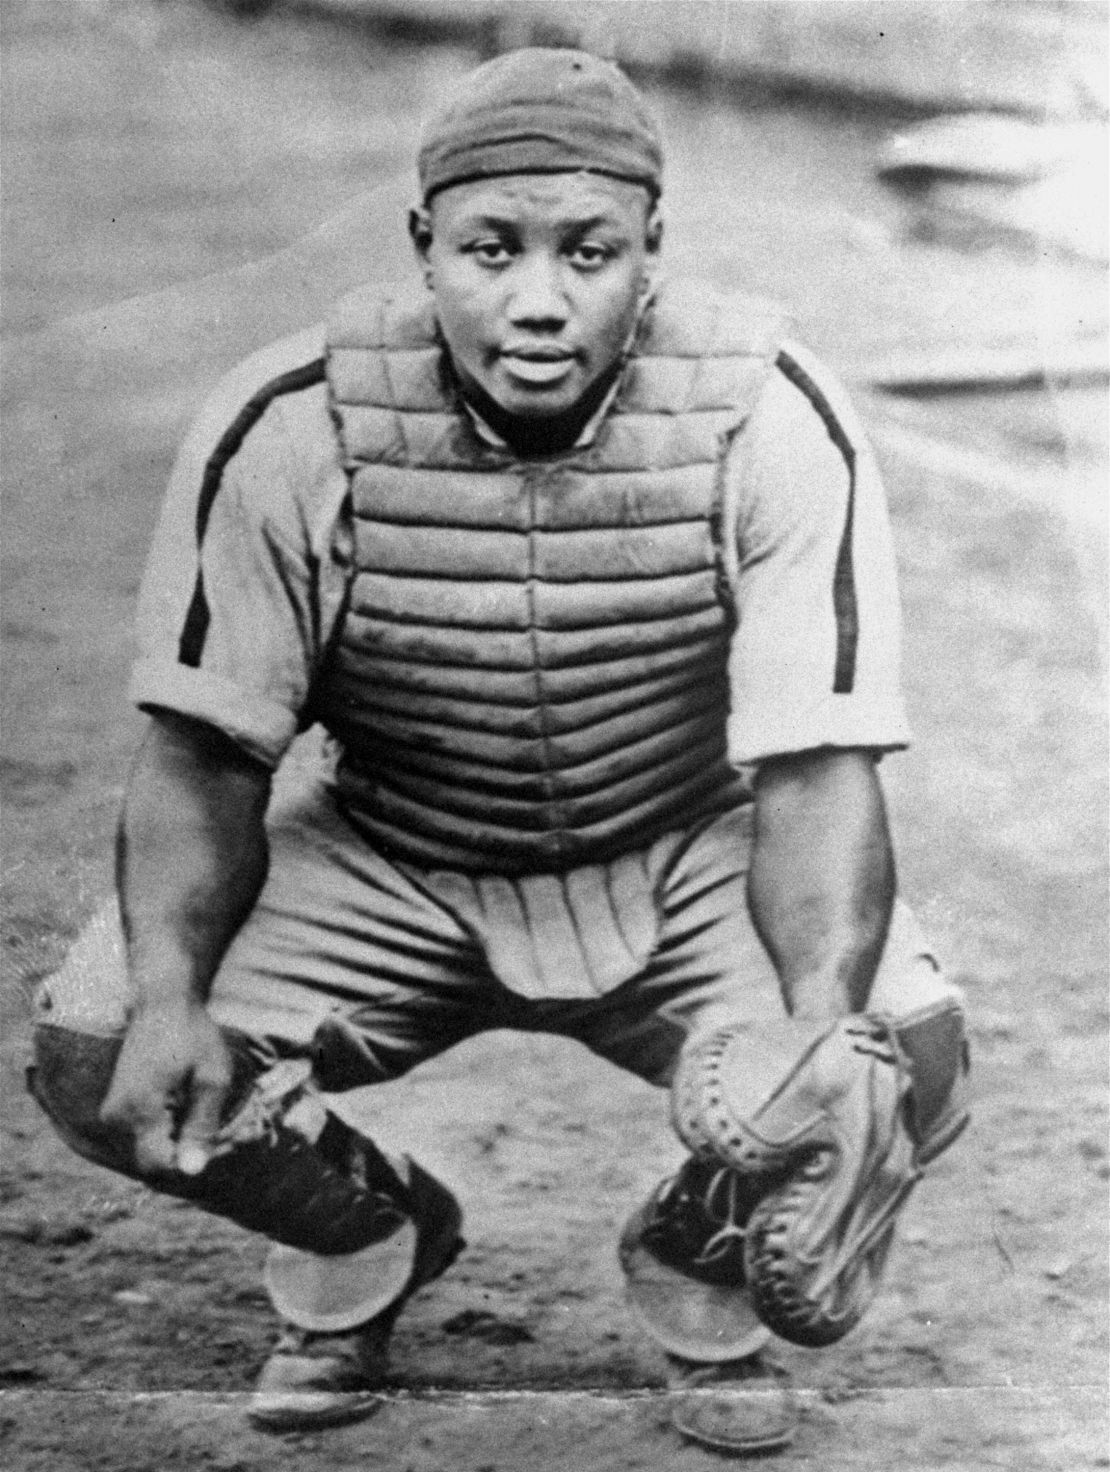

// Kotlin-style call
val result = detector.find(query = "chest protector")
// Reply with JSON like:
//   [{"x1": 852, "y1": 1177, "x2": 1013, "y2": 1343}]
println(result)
[{"x1": 315, "y1": 279, "x2": 783, "y2": 874}]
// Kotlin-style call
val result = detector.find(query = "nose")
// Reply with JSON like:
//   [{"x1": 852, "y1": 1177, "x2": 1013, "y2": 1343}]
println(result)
[{"x1": 506, "y1": 253, "x2": 568, "y2": 329}]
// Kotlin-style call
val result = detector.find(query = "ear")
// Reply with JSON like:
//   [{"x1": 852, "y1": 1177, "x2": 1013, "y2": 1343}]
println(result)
[
  {"x1": 409, "y1": 205, "x2": 434, "y2": 282},
  {"x1": 641, "y1": 202, "x2": 663, "y2": 295}
]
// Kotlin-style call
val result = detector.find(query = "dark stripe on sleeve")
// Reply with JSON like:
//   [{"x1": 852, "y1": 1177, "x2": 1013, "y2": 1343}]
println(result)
[
  {"x1": 775, "y1": 349, "x2": 858, "y2": 693},
  {"x1": 177, "y1": 358, "x2": 327, "y2": 667}
]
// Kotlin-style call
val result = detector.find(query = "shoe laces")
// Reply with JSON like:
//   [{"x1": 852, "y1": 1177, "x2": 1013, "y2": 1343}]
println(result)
[
  {"x1": 647, "y1": 1160, "x2": 756, "y2": 1273},
  {"x1": 691, "y1": 1167, "x2": 751, "y2": 1266}
]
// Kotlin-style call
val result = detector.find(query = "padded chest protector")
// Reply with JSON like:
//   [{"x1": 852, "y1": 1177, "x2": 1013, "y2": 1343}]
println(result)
[{"x1": 316, "y1": 280, "x2": 782, "y2": 873}]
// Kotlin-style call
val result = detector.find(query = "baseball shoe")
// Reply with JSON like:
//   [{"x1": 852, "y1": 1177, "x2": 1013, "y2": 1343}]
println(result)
[
  {"x1": 248, "y1": 1163, "x2": 464, "y2": 1431},
  {"x1": 638, "y1": 1157, "x2": 765, "y2": 1285},
  {"x1": 620, "y1": 1158, "x2": 773, "y2": 1362},
  {"x1": 667, "y1": 1352, "x2": 798, "y2": 1457}
]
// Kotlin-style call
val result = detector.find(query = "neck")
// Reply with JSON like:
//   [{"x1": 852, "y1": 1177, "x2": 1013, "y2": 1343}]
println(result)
[{"x1": 453, "y1": 357, "x2": 624, "y2": 457}]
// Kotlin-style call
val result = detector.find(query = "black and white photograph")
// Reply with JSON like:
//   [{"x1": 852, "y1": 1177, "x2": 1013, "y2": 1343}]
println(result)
[{"x1": 2, "y1": 1, "x2": 1106, "y2": 1467}]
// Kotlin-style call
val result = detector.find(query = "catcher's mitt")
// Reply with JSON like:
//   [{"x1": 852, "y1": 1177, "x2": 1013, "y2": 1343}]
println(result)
[{"x1": 671, "y1": 1001, "x2": 969, "y2": 1347}]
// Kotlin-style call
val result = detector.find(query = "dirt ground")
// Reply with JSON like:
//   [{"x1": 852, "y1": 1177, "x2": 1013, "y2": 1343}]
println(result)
[{"x1": 1, "y1": 3, "x2": 1107, "y2": 1468}]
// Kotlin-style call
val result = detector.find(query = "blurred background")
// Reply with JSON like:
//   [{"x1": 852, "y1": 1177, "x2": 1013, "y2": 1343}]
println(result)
[{"x1": 2, "y1": 4, "x2": 1107, "y2": 1469}]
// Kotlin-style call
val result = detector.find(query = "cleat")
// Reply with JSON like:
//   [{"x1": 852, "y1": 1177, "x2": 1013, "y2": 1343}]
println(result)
[
  {"x1": 620, "y1": 1159, "x2": 771, "y2": 1362},
  {"x1": 249, "y1": 1161, "x2": 463, "y2": 1431}
]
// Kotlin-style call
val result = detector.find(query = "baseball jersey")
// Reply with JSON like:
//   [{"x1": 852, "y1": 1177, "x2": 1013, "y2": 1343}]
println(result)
[{"x1": 130, "y1": 305, "x2": 910, "y2": 778}]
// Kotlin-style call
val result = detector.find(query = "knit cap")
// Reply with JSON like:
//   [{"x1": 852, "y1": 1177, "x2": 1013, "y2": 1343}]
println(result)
[{"x1": 417, "y1": 48, "x2": 663, "y2": 202}]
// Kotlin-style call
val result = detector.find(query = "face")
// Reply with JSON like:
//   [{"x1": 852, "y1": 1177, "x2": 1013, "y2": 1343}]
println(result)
[{"x1": 410, "y1": 173, "x2": 661, "y2": 420}]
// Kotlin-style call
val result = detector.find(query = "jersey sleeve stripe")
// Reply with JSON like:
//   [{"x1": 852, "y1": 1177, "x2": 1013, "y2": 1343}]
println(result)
[
  {"x1": 774, "y1": 349, "x2": 859, "y2": 694},
  {"x1": 178, "y1": 358, "x2": 327, "y2": 668}
]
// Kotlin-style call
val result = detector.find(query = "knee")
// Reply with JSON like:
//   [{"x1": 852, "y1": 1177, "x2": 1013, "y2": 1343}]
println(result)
[
  {"x1": 26, "y1": 900, "x2": 138, "y2": 1164},
  {"x1": 27, "y1": 1021, "x2": 131, "y2": 1169}
]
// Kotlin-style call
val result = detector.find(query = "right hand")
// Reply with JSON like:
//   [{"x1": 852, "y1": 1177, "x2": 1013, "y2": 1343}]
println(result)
[{"x1": 100, "y1": 1001, "x2": 234, "y2": 1177}]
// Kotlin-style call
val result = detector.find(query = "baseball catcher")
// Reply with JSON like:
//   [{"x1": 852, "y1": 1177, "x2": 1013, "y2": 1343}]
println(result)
[{"x1": 28, "y1": 47, "x2": 968, "y2": 1457}]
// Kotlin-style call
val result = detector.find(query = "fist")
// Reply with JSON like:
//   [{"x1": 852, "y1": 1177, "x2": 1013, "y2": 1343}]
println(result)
[{"x1": 100, "y1": 1002, "x2": 234, "y2": 1177}]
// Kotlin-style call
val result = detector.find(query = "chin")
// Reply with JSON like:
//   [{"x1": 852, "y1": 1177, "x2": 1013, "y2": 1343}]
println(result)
[
  {"x1": 497, "y1": 369, "x2": 594, "y2": 414},
  {"x1": 501, "y1": 392, "x2": 581, "y2": 420}
]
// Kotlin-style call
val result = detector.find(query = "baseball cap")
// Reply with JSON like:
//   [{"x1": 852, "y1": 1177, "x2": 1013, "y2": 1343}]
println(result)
[{"x1": 417, "y1": 47, "x2": 663, "y2": 203}]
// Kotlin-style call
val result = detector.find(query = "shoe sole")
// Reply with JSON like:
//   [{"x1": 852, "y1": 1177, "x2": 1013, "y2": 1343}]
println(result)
[
  {"x1": 248, "y1": 1387, "x2": 386, "y2": 1433},
  {"x1": 671, "y1": 1386, "x2": 798, "y2": 1457}
]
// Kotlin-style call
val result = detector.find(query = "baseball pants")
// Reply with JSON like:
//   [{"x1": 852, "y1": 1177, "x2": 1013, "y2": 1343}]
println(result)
[{"x1": 28, "y1": 776, "x2": 956, "y2": 1325}]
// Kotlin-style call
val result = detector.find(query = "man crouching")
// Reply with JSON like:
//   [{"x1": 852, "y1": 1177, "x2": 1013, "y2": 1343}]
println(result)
[{"x1": 30, "y1": 48, "x2": 967, "y2": 1455}]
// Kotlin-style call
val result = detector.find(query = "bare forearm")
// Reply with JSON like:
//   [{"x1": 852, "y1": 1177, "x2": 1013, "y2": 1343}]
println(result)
[
  {"x1": 748, "y1": 749, "x2": 895, "y2": 1020},
  {"x1": 117, "y1": 713, "x2": 272, "y2": 1009}
]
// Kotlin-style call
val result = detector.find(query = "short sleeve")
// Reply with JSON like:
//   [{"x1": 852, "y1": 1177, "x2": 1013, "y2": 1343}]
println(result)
[
  {"x1": 128, "y1": 328, "x2": 351, "y2": 768},
  {"x1": 725, "y1": 341, "x2": 911, "y2": 764}
]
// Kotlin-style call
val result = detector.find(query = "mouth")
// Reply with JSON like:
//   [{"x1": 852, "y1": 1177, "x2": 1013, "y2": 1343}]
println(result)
[{"x1": 499, "y1": 347, "x2": 578, "y2": 386}]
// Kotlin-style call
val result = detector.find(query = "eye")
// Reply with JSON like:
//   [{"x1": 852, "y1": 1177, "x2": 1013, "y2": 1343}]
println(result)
[
  {"x1": 466, "y1": 238, "x2": 514, "y2": 267},
  {"x1": 568, "y1": 241, "x2": 614, "y2": 271}
]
